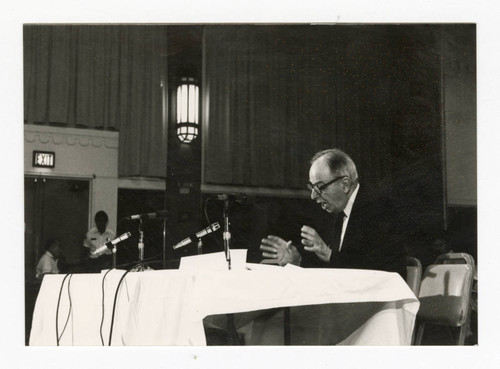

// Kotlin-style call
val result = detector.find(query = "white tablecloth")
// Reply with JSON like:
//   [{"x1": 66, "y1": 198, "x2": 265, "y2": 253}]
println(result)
[{"x1": 29, "y1": 266, "x2": 419, "y2": 346}]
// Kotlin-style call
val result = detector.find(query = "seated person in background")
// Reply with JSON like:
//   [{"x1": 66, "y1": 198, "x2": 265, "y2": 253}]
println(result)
[
  {"x1": 35, "y1": 239, "x2": 61, "y2": 279},
  {"x1": 260, "y1": 148, "x2": 407, "y2": 278},
  {"x1": 84, "y1": 210, "x2": 115, "y2": 271}
]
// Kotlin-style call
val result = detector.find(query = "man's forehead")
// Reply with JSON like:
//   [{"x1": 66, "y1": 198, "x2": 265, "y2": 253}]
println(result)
[{"x1": 309, "y1": 157, "x2": 333, "y2": 181}]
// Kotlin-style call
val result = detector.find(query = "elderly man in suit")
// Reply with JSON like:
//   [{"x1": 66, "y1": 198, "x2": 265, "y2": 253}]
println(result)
[{"x1": 260, "y1": 148, "x2": 407, "y2": 277}]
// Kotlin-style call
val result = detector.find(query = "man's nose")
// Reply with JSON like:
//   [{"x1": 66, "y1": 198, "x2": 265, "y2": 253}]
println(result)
[{"x1": 310, "y1": 189, "x2": 318, "y2": 200}]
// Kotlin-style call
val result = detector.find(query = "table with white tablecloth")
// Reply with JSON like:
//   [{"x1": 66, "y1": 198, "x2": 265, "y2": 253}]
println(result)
[{"x1": 29, "y1": 266, "x2": 419, "y2": 346}]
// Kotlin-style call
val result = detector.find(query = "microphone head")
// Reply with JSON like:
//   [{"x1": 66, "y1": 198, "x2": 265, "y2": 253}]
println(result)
[
  {"x1": 210, "y1": 222, "x2": 221, "y2": 232},
  {"x1": 117, "y1": 232, "x2": 132, "y2": 241}
]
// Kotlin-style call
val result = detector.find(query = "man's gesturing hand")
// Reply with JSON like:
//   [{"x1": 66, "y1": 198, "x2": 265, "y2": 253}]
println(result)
[
  {"x1": 260, "y1": 235, "x2": 301, "y2": 266},
  {"x1": 301, "y1": 225, "x2": 331, "y2": 262}
]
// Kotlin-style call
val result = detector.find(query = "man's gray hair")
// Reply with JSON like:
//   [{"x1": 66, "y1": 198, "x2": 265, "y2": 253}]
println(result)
[{"x1": 311, "y1": 148, "x2": 359, "y2": 183}]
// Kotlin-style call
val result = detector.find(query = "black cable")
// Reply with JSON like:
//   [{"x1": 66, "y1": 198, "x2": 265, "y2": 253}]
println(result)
[
  {"x1": 55, "y1": 273, "x2": 71, "y2": 346},
  {"x1": 99, "y1": 268, "x2": 115, "y2": 345},
  {"x1": 114, "y1": 253, "x2": 162, "y2": 270},
  {"x1": 204, "y1": 196, "x2": 212, "y2": 225},
  {"x1": 57, "y1": 274, "x2": 74, "y2": 342},
  {"x1": 116, "y1": 217, "x2": 129, "y2": 226},
  {"x1": 133, "y1": 260, "x2": 164, "y2": 269},
  {"x1": 108, "y1": 269, "x2": 131, "y2": 346}
]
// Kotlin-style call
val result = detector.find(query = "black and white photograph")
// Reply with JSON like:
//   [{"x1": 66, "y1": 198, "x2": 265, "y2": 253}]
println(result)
[{"x1": 1, "y1": 1, "x2": 499, "y2": 368}]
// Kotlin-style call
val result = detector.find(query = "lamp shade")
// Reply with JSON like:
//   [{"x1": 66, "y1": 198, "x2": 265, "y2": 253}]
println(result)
[{"x1": 176, "y1": 77, "x2": 199, "y2": 143}]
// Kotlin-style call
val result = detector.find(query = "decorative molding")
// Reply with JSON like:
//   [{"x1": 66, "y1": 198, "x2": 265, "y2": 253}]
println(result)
[
  {"x1": 38, "y1": 133, "x2": 50, "y2": 144},
  {"x1": 25, "y1": 131, "x2": 36, "y2": 142},
  {"x1": 91, "y1": 137, "x2": 103, "y2": 147},
  {"x1": 24, "y1": 124, "x2": 119, "y2": 150},
  {"x1": 79, "y1": 136, "x2": 90, "y2": 147},
  {"x1": 65, "y1": 136, "x2": 77, "y2": 146},
  {"x1": 52, "y1": 134, "x2": 64, "y2": 145}
]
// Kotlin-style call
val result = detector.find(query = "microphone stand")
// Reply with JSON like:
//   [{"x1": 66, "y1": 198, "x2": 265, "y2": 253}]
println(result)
[
  {"x1": 223, "y1": 198, "x2": 231, "y2": 270},
  {"x1": 163, "y1": 218, "x2": 167, "y2": 269},
  {"x1": 197, "y1": 238, "x2": 203, "y2": 255},
  {"x1": 138, "y1": 219, "x2": 145, "y2": 262},
  {"x1": 221, "y1": 196, "x2": 240, "y2": 344},
  {"x1": 111, "y1": 245, "x2": 117, "y2": 269},
  {"x1": 131, "y1": 219, "x2": 150, "y2": 272}
]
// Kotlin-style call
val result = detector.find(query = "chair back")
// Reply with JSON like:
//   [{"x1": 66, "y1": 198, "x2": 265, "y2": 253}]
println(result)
[
  {"x1": 417, "y1": 253, "x2": 475, "y2": 327},
  {"x1": 435, "y1": 252, "x2": 475, "y2": 267},
  {"x1": 405, "y1": 257, "x2": 422, "y2": 296}
]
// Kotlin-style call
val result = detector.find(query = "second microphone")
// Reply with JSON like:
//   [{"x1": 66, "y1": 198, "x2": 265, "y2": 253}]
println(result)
[
  {"x1": 90, "y1": 232, "x2": 132, "y2": 257},
  {"x1": 173, "y1": 222, "x2": 221, "y2": 250}
]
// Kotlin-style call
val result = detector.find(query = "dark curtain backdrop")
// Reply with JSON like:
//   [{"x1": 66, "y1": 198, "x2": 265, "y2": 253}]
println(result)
[
  {"x1": 24, "y1": 25, "x2": 168, "y2": 177},
  {"x1": 202, "y1": 25, "x2": 442, "y2": 197},
  {"x1": 202, "y1": 24, "x2": 446, "y2": 260}
]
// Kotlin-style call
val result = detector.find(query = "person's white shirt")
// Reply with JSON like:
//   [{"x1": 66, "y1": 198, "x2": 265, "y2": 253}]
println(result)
[
  {"x1": 339, "y1": 183, "x2": 360, "y2": 251},
  {"x1": 35, "y1": 251, "x2": 59, "y2": 279},
  {"x1": 84, "y1": 227, "x2": 115, "y2": 257}
]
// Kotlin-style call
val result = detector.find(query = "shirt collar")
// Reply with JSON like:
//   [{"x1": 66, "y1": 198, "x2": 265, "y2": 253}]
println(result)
[
  {"x1": 46, "y1": 251, "x2": 55, "y2": 259},
  {"x1": 343, "y1": 183, "x2": 360, "y2": 218}
]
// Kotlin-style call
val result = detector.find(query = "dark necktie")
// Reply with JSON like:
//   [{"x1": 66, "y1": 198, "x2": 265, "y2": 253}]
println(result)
[{"x1": 331, "y1": 211, "x2": 346, "y2": 252}]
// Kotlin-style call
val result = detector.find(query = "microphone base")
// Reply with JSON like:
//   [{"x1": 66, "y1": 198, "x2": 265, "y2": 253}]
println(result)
[{"x1": 129, "y1": 264, "x2": 154, "y2": 272}]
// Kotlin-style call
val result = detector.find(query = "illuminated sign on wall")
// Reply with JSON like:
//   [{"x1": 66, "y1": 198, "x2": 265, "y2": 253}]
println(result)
[{"x1": 32, "y1": 151, "x2": 55, "y2": 168}]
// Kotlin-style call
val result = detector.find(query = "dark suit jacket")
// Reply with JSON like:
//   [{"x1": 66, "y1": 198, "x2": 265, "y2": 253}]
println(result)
[{"x1": 303, "y1": 187, "x2": 407, "y2": 278}]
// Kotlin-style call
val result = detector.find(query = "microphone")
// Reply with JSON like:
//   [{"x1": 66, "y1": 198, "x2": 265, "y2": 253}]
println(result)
[
  {"x1": 127, "y1": 210, "x2": 168, "y2": 220},
  {"x1": 173, "y1": 222, "x2": 221, "y2": 250},
  {"x1": 91, "y1": 232, "x2": 132, "y2": 256}
]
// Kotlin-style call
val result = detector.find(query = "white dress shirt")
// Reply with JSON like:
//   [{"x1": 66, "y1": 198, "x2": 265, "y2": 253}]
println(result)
[
  {"x1": 35, "y1": 251, "x2": 59, "y2": 279},
  {"x1": 339, "y1": 183, "x2": 360, "y2": 251},
  {"x1": 84, "y1": 227, "x2": 115, "y2": 256}
]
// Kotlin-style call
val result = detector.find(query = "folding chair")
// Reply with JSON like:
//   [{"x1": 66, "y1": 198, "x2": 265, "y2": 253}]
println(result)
[
  {"x1": 405, "y1": 256, "x2": 422, "y2": 296},
  {"x1": 414, "y1": 253, "x2": 475, "y2": 345}
]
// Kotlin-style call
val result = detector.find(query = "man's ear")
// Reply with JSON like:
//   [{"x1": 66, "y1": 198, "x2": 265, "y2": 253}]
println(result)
[{"x1": 341, "y1": 177, "x2": 351, "y2": 193}]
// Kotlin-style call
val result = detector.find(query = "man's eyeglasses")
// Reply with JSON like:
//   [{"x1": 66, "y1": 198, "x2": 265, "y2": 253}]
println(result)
[{"x1": 307, "y1": 176, "x2": 347, "y2": 195}]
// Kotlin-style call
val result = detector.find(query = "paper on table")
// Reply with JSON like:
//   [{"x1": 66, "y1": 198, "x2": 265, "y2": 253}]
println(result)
[
  {"x1": 245, "y1": 262, "x2": 282, "y2": 270},
  {"x1": 229, "y1": 249, "x2": 248, "y2": 270},
  {"x1": 179, "y1": 250, "x2": 248, "y2": 271},
  {"x1": 245, "y1": 262, "x2": 302, "y2": 271}
]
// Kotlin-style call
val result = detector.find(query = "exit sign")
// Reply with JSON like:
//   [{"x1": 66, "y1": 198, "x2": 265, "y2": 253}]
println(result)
[{"x1": 33, "y1": 151, "x2": 55, "y2": 168}]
